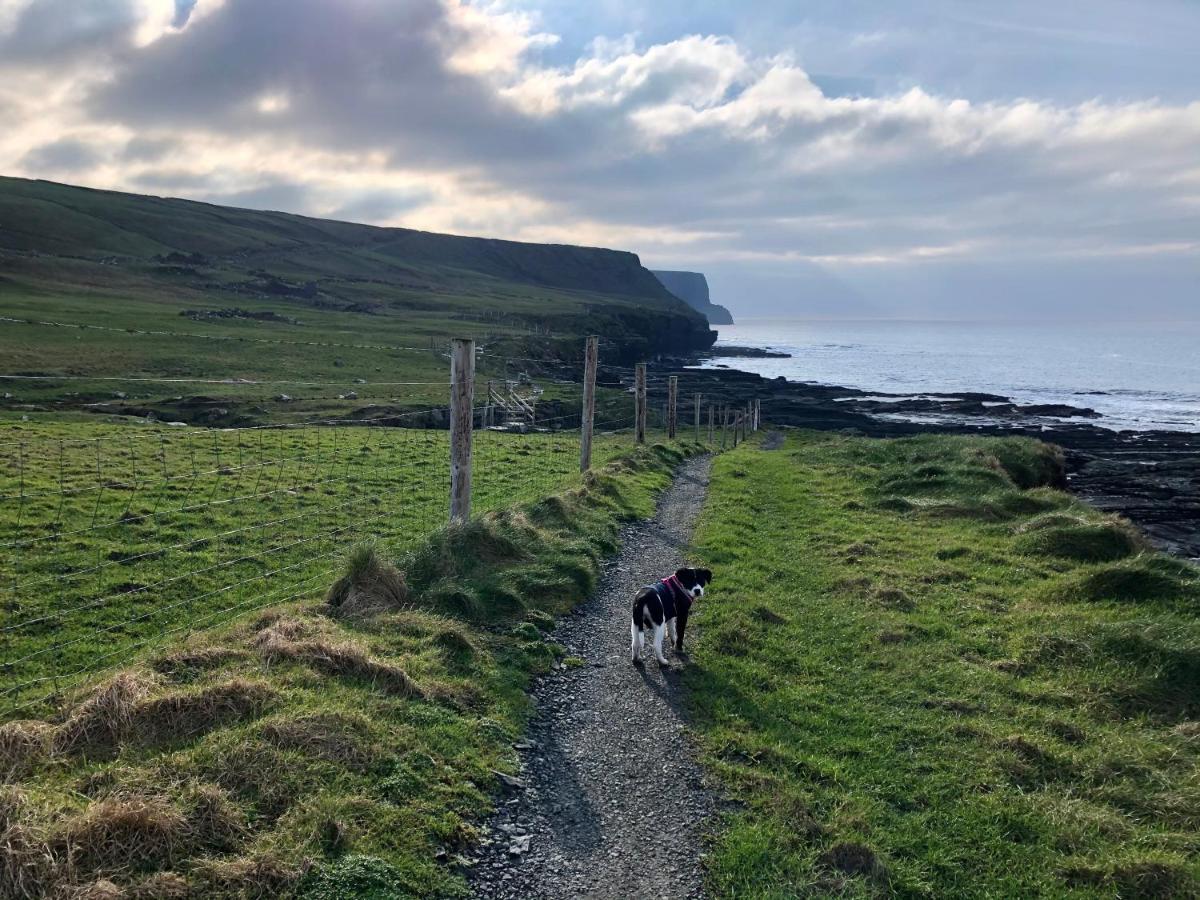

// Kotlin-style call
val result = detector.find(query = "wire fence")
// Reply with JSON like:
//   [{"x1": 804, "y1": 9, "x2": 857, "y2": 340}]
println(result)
[{"x1": 0, "y1": 327, "x2": 753, "y2": 719}]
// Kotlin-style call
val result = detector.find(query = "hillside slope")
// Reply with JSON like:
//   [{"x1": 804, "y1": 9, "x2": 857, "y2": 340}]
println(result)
[{"x1": 0, "y1": 176, "x2": 714, "y2": 363}]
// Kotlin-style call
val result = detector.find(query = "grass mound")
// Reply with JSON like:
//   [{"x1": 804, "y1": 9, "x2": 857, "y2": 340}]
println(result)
[
  {"x1": 1014, "y1": 512, "x2": 1092, "y2": 534},
  {"x1": 874, "y1": 587, "x2": 915, "y2": 611},
  {"x1": 325, "y1": 544, "x2": 409, "y2": 618},
  {"x1": 256, "y1": 623, "x2": 423, "y2": 699},
  {"x1": 60, "y1": 795, "x2": 188, "y2": 878},
  {"x1": 133, "y1": 680, "x2": 277, "y2": 749},
  {"x1": 1095, "y1": 626, "x2": 1200, "y2": 718},
  {"x1": 54, "y1": 672, "x2": 157, "y2": 758},
  {"x1": 0, "y1": 721, "x2": 53, "y2": 782},
  {"x1": 1047, "y1": 556, "x2": 1199, "y2": 606},
  {"x1": 180, "y1": 783, "x2": 247, "y2": 853},
  {"x1": 260, "y1": 713, "x2": 380, "y2": 772},
  {"x1": 1015, "y1": 517, "x2": 1146, "y2": 563},
  {"x1": 50, "y1": 674, "x2": 276, "y2": 760}
]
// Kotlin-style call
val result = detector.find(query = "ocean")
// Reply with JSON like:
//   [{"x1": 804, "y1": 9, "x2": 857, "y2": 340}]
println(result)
[{"x1": 700, "y1": 319, "x2": 1200, "y2": 433}]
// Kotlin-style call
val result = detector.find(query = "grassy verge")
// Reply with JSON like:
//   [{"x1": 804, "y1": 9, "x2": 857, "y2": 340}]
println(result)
[
  {"x1": 687, "y1": 431, "x2": 1200, "y2": 898},
  {"x1": 0, "y1": 443, "x2": 691, "y2": 899},
  {"x1": 0, "y1": 421, "x2": 634, "y2": 717}
]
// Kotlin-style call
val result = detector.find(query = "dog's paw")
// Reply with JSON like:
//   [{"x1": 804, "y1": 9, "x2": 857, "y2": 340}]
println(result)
[{"x1": 631, "y1": 657, "x2": 645, "y2": 668}]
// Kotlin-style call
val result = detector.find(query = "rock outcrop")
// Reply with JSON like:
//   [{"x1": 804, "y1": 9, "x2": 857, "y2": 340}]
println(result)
[{"x1": 651, "y1": 270, "x2": 734, "y2": 325}]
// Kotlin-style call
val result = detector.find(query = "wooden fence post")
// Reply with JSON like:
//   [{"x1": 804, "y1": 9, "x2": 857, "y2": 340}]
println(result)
[
  {"x1": 708, "y1": 404, "x2": 715, "y2": 443},
  {"x1": 721, "y1": 405, "x2": 728, "y2": 449},
  {"x1": 485, "y1": 380, "x2": 494, "y2": 428},
  {"x1": 754, "y1": 398, "x2": 761, "y2": 432},
  {"x1": 693, "y1": 393, "x2": 701, "y2": 441},
  {"x1": 733, "y1": 410, "x2": 740, "y2": 447},
  {"x1": 667, "y1": 376, "x2": 678, "y2": 439},
  {"x1": 580, "y1": 335, "x2": 598, "y2": 472},
  {"x1": 635, "y1": 363, "x2": 646, "y2": 445},
  {"x1": 449, "y1": 338, "x2": 475, "y2": 523}
]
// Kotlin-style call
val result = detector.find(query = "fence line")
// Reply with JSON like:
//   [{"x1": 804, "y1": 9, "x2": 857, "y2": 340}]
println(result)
[{"x1": 1, "y1": 337, "x2": 760, "y2": 718}]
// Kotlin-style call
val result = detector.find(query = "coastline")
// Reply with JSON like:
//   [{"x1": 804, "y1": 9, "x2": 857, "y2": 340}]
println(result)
[{"x1": 656, "y1": 355, "x2": 1200, "y2": 561}]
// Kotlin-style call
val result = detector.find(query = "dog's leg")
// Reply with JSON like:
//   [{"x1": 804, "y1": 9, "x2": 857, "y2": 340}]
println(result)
[
  {"x1": 675, "y1": 607, "x2": 689, "y2": 653},
  {"x1": 630, "y1": 619, "x2": 642, "y2": 664},
  {"x1": 652, "y1": 623, "x2": 668, "y2": 665},
  {"x1": 667, "y1": 618, "x2": 678, "y2": 653}
]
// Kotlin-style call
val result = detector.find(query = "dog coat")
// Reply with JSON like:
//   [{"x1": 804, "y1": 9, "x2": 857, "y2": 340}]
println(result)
[{"x1": 646, "y1": 574, "x2": 691, "y2": 621}]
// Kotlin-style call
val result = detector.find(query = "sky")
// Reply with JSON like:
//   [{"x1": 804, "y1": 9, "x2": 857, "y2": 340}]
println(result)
[{"x1": 2, "y1": 0, "x2": 1198, "y2": 320}]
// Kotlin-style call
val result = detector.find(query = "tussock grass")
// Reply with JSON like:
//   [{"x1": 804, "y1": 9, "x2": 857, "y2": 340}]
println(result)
[
  {"x1": 259, "y1": 713, "x2": 380, "y2": 772},
  {"x1": 0, "y1": 443, "x2": 686, "y2": 898},
  {"x1": 324, "y1": 543, "x2": 409, "y2": 618},
  {"x1": 0, "y1": 722, "x2": 53, "y2": 783},
  {"x1": 688, "y1": 431, "x2": 1200, "y2": 897},
  {"x1": 54, "y1": 673, "x2": 157, "y2": 759},
  {"x1": 59, "y1": 795, "x2": 188, "y2": 877}
]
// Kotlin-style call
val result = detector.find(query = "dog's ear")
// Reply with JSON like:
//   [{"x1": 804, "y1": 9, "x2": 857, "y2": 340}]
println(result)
[{"x1": 699, "y1": 568, "x2": 713, "y2": 585}]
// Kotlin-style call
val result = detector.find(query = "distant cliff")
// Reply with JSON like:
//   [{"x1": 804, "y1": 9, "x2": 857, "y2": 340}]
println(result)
[
  {"x1": 0, "y1": 176, "x2": 716, "y2": 358},
  {"x1": 650, "y1": 271, "x2": 734, "y2": 325}
]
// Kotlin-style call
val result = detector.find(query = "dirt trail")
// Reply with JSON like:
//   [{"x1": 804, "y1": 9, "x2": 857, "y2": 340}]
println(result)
[{"x1": 469, "y1": 455, "x2": 715, "y2": 900}]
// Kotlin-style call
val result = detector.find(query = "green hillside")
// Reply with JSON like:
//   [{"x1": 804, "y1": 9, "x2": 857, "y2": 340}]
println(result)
[{"x1": 0, "y1": 177, "x2": 712, "y2": 423}]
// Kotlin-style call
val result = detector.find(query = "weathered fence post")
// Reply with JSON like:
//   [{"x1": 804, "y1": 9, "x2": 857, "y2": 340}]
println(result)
[
  {"x1": 485, "y1": 380, "x2": 494, "y2": 428},
  {"x1": 693, "y1": 393, "x2": 701, "y2": 442},
  {"x1": 721, "y1": 405, "x2": 728, "y2": 449},
  {"x1": 754, "y1": 398, "x2": 761, "y2": 432},
  {"x1": 667, "y1": 376, "x2": 678, "y2": 439},
  {"x1": 580, "y1": 335, "x2": 598, "y2": 472},
  {"x1": 733, "y1": 410, "x2": 740, "y2": 447},
  {"x1": 708, "y1": 404, "x2": 715, "y2": 443},
  {"x1": 635, "y1": 363, "x2": 647, "y2": 445},
  {"x1": 449, "y1": 338, "x2": 475, "y2": 523}
]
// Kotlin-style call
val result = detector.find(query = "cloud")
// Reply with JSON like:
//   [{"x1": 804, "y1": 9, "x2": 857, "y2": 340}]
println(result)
[
  {"x1": 1, "y1": 0, "x2": 1198, "y2": 318},
  {"x1": 19, "y1": 137, "x2": 106, "y2": 172}
]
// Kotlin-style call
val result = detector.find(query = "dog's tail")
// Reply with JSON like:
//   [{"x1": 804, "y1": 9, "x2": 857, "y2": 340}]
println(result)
[{"x1": 632, "y1": 591, "x2": 651, "y2": 630}]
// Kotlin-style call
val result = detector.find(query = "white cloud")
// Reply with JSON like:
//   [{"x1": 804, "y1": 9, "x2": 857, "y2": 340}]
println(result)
[{"x1": 1, "y1": 0, "x2": 1197, "y2": 316}]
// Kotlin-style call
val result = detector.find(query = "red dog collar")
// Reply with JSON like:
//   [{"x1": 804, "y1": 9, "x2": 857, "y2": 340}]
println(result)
[{"x1": 665, "y1": 573, "x2": 688, "y2": 598}]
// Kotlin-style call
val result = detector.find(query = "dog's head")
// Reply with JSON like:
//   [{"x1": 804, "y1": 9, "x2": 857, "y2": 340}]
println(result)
[{"x1": 673, "y1": 566, "x2": 713, "y2": 599}]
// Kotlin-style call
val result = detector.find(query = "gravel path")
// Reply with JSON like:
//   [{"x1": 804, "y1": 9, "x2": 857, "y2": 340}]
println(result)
[{"x1": 469, "y1": 455, "x2": 716, "y2": 900}]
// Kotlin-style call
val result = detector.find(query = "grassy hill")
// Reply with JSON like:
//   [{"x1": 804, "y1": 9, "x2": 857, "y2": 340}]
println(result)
[{"x1": 0, "y1": 177, "x2": 712, "y2": 424}]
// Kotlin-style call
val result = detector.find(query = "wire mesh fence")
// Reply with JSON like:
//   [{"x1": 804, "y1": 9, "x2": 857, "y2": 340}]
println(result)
[{"x1": 0, "y1": 331, "x2": 748, "y2": 719}]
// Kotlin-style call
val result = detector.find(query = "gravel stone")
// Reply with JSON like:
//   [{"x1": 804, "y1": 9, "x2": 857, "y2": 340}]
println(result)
[{"x1": 469, "y1": 456, "x2": 716, "y2": 899}]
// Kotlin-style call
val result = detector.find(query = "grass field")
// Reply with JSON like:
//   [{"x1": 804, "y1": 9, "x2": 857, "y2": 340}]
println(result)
[
  {"x1": 0, "y1": 418, "x2": 646, "y2": 719},
  {"x1": 1, "y1": 176, "x2": 713, "y2": 427},
  {"x1": 0, "y1": 442, "x2": 694, "y2": 899},
  {"x1": 688, "y1": 432, "x2": 1200, "y2": 898}
]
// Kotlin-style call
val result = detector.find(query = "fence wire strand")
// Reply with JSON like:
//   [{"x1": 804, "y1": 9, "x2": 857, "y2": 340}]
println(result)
[{"x1": 1, "y1": 355, "x2": 749, "y2": 718}]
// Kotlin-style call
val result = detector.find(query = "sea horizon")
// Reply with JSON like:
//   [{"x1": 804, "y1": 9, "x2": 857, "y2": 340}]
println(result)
[{"x1": 703, "y1": 317, "x2": 1200, "y2": 434}]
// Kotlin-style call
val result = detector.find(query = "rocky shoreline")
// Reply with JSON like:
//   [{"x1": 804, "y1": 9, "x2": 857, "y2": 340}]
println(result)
[{"x1": 647, "y1": 362, "x2": 1200, "y2": 561}]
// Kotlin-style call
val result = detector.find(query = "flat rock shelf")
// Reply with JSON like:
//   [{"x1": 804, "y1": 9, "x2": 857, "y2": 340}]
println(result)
[{"x1": 469, "y1": 455, "x2": 716, "y2": 900}]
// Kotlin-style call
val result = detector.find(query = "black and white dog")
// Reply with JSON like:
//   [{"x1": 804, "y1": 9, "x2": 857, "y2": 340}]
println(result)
[{"x1": 630, "y1": 567, "x2": 713, "y2": 666}]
